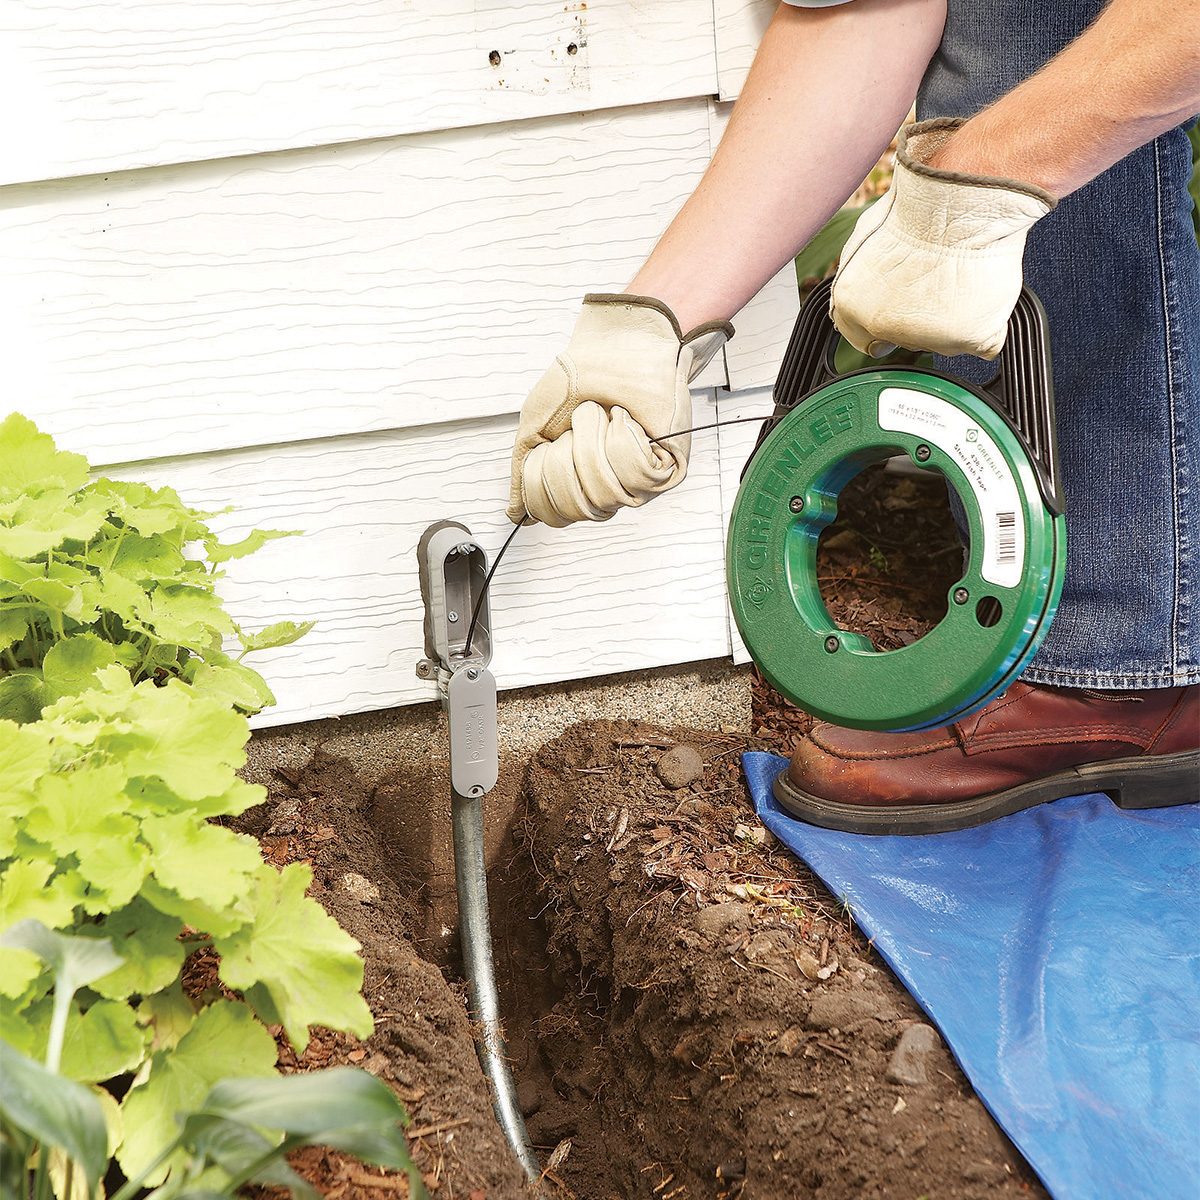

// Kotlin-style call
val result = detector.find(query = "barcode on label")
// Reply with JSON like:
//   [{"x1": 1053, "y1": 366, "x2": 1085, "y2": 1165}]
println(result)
[{"x1": 995, "y1": 512, "x2": 1017, "y2": 564}]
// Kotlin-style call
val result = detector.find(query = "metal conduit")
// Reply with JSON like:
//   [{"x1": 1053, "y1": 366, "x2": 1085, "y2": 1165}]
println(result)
[{"x1": 451, "y1": 787, "x2": 542, "y2": 1186}]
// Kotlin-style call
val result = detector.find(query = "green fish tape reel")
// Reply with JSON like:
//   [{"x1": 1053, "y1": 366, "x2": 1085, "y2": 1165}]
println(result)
[{"x1": 729, "y1": 280, "x2": 1067, "y2": 732}]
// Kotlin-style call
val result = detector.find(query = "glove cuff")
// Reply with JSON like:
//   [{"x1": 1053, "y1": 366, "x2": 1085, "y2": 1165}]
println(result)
[
  {"x1": 582, "y1": 293, "x2": 735, "y2": 345},
  {"x1": 897, "y1": 117, "x2": 1057, "y2": 210}
]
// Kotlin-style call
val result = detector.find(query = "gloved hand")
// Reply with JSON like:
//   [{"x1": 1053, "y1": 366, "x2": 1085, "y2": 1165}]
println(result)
[
  {"x1": 831, "y1": 117, "x2": 1057, "y2": 360},
  {"x1": 507, "y1": 295, "x2": 732, "y2": 527}
]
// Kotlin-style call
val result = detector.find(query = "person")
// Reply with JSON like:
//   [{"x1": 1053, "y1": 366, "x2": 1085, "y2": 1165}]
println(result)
[{"x1": 507, "y1": 0, "x2": 1200, "y2": 832}]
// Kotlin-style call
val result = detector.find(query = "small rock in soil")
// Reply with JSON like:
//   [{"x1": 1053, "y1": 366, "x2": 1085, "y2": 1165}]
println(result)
[
  {"x1": 774, "y1": 1026, "x2": 806, "y2": 1056},
  {"x1": 655, "y1": 743, "x2": 705, "y2": 789},
  {"x1": 694, "y1": 900, "x2": 751, "y2": 939},
  {"x1": 266, "y1": 797, "x2": 304, "y2": 835},
  {"x1": 337, "y1": 871, "x2": 381, "y2": 905},
  {"x1": 743, "y1": 931, "x2": 789, "y2": 964},
  {"x1": 805, "y1": 988, "x2": 879, "y2": 1032},
  {"x1": 795, "y1": 949, "x2": 822, "y2": 980},
  {"x1": 886, "y1": 1022, "x2": 940, "y2": 1086}
]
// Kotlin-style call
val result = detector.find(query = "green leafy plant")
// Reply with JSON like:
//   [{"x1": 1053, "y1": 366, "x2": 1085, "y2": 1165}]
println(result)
[
  {"x1": 0, "y1": 652, "x2": 377, "y2": 1181},
  {"x1": 0, "y1": 418, "x2": 396, "y2": 1192},
  {"x1": 793, "y1": 201, "x2": 876, "y2": 287},
  {"x1": 0, "y1": 923, "x2": 423, "y2": 1199},
  {"x1": 0, "y1": 413, "x2": 313, "y2": 724}
]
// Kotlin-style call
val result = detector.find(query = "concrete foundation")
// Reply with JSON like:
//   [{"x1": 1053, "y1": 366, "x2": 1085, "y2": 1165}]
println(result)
[{"x1": 243, "y1": 658, "x2": 751, "y2": 956}]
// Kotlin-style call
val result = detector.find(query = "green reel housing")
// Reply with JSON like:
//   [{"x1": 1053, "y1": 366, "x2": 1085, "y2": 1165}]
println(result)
[{"x1": 728, "y1": 280, "x2": 1066, "y2": 732}]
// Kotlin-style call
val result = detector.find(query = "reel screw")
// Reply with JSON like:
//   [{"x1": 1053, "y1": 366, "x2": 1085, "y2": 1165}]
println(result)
[
  {"x1": 824, "y1": 635, "x2": 840, "y2": 654},
  {"x1": 789, "y1": 496, "x2": 804, "y2": 513},
  {"x1": 915, "y1": 444, "x2": 932, "y2": 462},
  {"x1": 953, "y1": 587, "x2": 970, "y2": 605},
  {"x1": 466, "y1": 667, "x2": 480, "y2": 680},
  {"x1": 447, "y1": 610, "x2": 459, "y2": 623}
]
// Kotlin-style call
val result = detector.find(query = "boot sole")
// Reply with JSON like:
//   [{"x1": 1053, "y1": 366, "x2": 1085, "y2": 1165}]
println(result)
[{"x1": 771, "y1": 749, "x2": 1200, "y2": 836}]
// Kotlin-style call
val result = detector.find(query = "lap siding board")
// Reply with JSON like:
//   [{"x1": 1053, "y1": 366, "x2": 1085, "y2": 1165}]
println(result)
[{"x1": 0, "y1": 0, "x2": 719, "y2": 186}]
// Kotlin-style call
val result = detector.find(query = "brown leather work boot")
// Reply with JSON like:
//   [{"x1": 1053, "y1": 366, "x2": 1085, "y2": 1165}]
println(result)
[{"x1": 774, "y1": 682, "x2": 1199, "y2": 835}]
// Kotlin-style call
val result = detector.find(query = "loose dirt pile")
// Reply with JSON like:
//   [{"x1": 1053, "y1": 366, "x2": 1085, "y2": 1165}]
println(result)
[{"x1": 498, "y1": 722, "x2": 1043, "y2": 1200}]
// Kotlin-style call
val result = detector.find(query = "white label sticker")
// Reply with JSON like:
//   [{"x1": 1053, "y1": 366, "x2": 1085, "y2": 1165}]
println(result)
[{"x1": 878, "y1": 388, "x2": 1024, "y2": 588}]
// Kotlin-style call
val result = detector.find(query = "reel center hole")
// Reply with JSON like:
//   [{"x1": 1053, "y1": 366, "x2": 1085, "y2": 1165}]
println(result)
[{"x1": 815, "y1": 459, "x2": 965, "y2": 652}]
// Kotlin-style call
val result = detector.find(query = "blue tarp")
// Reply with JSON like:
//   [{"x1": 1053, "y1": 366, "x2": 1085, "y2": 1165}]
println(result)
[{"x1": 743, "y1": 752, "x2": 1200, "y2": 1200}]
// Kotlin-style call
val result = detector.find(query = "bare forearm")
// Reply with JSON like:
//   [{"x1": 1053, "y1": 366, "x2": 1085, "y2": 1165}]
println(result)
[
  {"x1": 628, "y1": 0, "x2": 946, "y2": 331},
  {"x1": 932, "y1": 0, "x2": 1200, "y2": 196}
]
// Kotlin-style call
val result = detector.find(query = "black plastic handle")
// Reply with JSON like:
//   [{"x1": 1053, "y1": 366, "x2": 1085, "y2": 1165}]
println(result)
[{"x1": 743, "y1": 278, "x2": 1064, "y2": 514}]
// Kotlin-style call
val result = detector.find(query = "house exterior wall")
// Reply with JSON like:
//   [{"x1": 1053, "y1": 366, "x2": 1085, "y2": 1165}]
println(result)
[{"x1": 5, "y1": 0, "x2": 783, "y2": 727}]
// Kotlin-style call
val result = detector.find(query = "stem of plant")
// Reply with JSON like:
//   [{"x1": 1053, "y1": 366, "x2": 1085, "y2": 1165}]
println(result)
[
  {"x1": 44, "y1": 985, "x2": 73, "y2": 1076},
  {"x1": 33, "y1": 1148, "x2": 50, "y2": 1200}
]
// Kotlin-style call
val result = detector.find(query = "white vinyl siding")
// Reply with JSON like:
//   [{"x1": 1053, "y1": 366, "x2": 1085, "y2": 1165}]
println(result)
[{"x1": 7, "y1": 1, "x2": 788, "y2": 726}]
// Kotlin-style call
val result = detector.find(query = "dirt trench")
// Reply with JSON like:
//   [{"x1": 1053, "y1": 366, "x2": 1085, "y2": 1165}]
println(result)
[{"x1": 237, "y1": 720, "x2": 1045, "y2": 1199}]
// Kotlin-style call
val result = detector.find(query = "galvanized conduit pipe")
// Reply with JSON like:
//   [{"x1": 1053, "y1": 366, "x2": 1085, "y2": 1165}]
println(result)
[{"x1": 451, "y1": 786, "x2": 543, "y2": 1185}]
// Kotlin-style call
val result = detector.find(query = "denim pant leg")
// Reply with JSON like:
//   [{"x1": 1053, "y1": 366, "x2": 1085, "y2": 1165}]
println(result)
[{"x1": 917, "y1": 1, "x2": 1200, "y2": 688}]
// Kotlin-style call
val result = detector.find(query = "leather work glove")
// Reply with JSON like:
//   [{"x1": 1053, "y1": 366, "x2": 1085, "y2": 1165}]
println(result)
[
  {"x1": 831, "y1": 117, "x2": 1057, "y2": 360},
  {"x1": 507, "y1": 295, "x2": 732, "y2": 527}
]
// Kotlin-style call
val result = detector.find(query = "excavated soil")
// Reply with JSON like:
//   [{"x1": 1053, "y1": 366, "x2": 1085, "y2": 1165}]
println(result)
[
  {"x1": 225, "y1": 462, "x2": 1045, "y2": 1197},
  {"x1": 493, "y1": 722, "x2": 1044, "y2": 1199}
]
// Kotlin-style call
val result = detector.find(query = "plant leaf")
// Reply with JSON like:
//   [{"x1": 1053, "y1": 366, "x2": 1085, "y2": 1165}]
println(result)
[
  {"x1": 0, "y1": 946, "x2": 43, "y2": 1000},
  {"x1": 0, "y1": 672, "x2": 48, "y2": 723},
  {"x1": 0, "y1": 719, "x2": 51, "y2": 793},
  {"x1": 140, "y1": 878, "x2": 252, "y2": 941},
  {"x1": 216, "y1": 864, "x2": 373, "y2": 1052},
  {"x1": 89, "y1": 900, "x2": 188, "y2": 1001},
  {"x1": 183, "y1": 1117, "x2": 319, "y2": 1199},
  {"x1": 41, "y1": 635, "x2": 121, "y2": 702},
  {"x1": 141, "y1": 585, "x2": 233, "y2": 651},
  {"x1": 57, "y1": 997, "x2": 147, "y2": 1083},
  {"x1": 120, "y1": 683, "x2": 250, "y2": 803},
  {"x1": 0, "y1": 860, "x2": 86, "y2": 930},
  {"x1": 0, "y1": 414, "x2": 90, "y2": 498},
  {"x1": 0, "y1": 920, "x2": 125, "y2": 999},
  {"x1": 793, "y1": 202, "x2": 875, "y2": 283},
  {"x1": 0, "y1": 1038, "x2": 109, "y2": 1191},
  {"x1": 204, "y1": 529, "x2": 299, "y2": 566},
  {"x1": 185, "y1": 654, "x2": 276, "y2": 714},
  {"x1": 26, "y1": 767, "x2": 148, "y2": 911},
  {"x1": 117, "y1": 1000, "x2": 277, "y2": 1185},
  {"x1": 0, "y1": 607, "x2": 28, "y2": 653},
  {"x1": 193, "y1": 1068, "x2": 417, "y2": 1175},
  {"x1": 138, "y1": 983, "x2": 196, "y2": 1053},
  {"x1": 3, "y1": 992, "x2": 147, "y2": 1084},
  {"x1": 140, "y1": 815, "x2": 262, "y2": 908},
  {"x1": 236, "y1": 620, "x2": 314, "y2": 656}
]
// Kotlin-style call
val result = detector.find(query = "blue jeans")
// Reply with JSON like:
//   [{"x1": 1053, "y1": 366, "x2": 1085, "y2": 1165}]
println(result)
[{"x1": 917, "y1": 0, "x2": 1200, "y2": 688}]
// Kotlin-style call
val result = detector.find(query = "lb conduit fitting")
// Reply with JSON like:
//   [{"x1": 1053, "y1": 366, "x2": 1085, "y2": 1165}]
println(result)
[{"x1": 416, "y1": 521, "x2": 541, "y2": 1185}]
